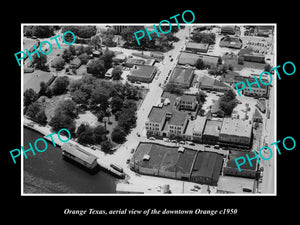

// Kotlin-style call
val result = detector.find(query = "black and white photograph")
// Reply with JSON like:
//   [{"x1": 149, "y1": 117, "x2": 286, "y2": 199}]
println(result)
[
  {"x1": 20, "y1": 23, "x2": 276, "y2": 195},
  {"x1": 4, "y1": 3, "x2": 298, "y2": 221}
]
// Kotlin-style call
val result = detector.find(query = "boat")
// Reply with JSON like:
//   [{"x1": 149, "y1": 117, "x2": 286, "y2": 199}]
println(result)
[{"x1": 61, "y1": 142, "x2": 98, "y2": 172}]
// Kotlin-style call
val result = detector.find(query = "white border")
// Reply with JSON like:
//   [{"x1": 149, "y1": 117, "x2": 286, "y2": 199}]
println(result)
[{"x1": 21, "y1": 23, "x2": 277, "y2": 196}]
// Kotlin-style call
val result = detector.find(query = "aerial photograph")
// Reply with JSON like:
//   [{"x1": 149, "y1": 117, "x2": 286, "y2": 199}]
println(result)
[{"x1": 22, "y1": 24, "x2": 276, "y2": 195}]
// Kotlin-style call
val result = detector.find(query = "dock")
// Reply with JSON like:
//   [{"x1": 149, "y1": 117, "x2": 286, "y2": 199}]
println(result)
[
  {"x1": 96, "y1": 159, "x2": 125, "y2": 178},
  {"x1": 24, "y1": 117, "x2": 126, "y2": 178}
]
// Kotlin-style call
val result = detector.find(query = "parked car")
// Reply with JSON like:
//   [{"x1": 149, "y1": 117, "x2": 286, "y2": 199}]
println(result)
[
  {"x1": 163, "y1": 138, "x2": 170, "y2": 142},
  {"x1": 171, "y1": 140, "x2": 177, "y2": 143},
  {"x1": 242, "y1": 188, "x2": 252, "y2": 193},
  {"x1": 189, "y1": 142, "x2": 195, "y2": 146},
  {"x1": 136, "y1": 132, "x2": 140, "y2": 137},
  {"x1": 179, "y1": 141, "x2": 185, "y2": 145},
  {"x1": 126, "y1": 159, "x2": 130, "y2": 164},
  {"x1": 149, "y1": 137, "x2": 156, "y2": 140},
  {"x1": 214, "y1": 145, "x2": 220, "y2": 149}
]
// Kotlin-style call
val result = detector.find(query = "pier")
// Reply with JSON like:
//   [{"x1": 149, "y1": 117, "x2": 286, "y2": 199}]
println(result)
[{"x1": 23, "y1": 117, "x2": 126, "y2": 178}]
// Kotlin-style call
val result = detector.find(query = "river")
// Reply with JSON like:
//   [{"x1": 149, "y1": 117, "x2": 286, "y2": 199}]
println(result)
[{"x1": 23, "y1": 127, "x2": 117, "y2": 194}]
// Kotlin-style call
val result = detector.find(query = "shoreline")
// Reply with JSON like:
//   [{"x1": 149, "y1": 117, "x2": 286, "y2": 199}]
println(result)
[{"x1": 23, "y1": 117, "x2": 217, "y2": 194}]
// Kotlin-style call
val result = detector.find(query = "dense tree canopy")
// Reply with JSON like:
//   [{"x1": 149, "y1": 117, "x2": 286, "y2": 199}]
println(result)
[
  {"x1": 111, "y1": 126, "x2": 127, "y2": 144},
  {"x1": 24, "y1": 88, "x2": 37, "y2": 107},
  {"x1": 25, "y1": 102, "x2": 47, "y2": 125},
  {"x1": 61, "y1": 26, "x2": 97, "y2": 39},
  {"x1": 24, "y1": 26, "x2": 55, "y2": 38},
  {"x1": 51, "y1": 76, "x2": 70, "y2": 95},
  {"x1": 219, "y1": 89, "x2": 238, "y2": 116},
  {"x1": 190, "y1": 32, "x2": 216, "y2": 45},
  {"x1": 49, "y1": 112, "x2": 76, "y2": 135},
  {"x1": 164, "y1": 83, "x2": 184, "y2": 95}
]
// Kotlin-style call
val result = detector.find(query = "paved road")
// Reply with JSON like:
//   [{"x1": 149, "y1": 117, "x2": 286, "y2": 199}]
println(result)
[{"x1": 260, "y1": 81, "x2": 275, "y2": 194}]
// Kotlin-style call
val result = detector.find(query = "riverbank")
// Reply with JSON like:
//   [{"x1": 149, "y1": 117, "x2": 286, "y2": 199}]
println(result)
[
  {"x1": 23, "y1": 127, "x2": 117, "y2": 194},
  {"x1": 23, "y1": 117, "x2": 217, "y2": 194}
]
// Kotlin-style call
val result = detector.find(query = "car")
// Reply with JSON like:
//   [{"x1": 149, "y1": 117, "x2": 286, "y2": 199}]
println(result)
[
  {"x1": 126, "y1": 159, "x2": 130, "y2": 164},
  {"x1": 163, "y1": 138, "x2": 170, "y2": 142},
  {"x1": 131, "y1": 148, "x2": 135, "y2": 153},
  {"x1": 171, "y1": 140, "x2": 177, "y2": 143},
  {"x1": 179, "y1": 141, "x2": 185, "y2": 145},
  {"x1": 214, "y1": 145, "x2": 220, "y2": 149},
  {"x1": 136, "y1": 81, "x2": 141, "y2": 84},
  {"x1": 136, "y1": 132, "x2": 140, "y2": 137},
  {"x1": 242, "y1": 188, "x2": 252, "y2": 193},
  {"x1": 158, "y1": 83, "x2": 162, "y2": 87},
  {"x1": 189, "y1": 142, "x2": 195, "y2": 146},
  {"x1": 91, "y1": 146, "x2": 96, "y2": 150},
  {"x1": 170, "y1": 58, "x2": 173, "y2": 61},
  {"x1": 204, "y1": 145, "x2": 210, "y2": 148},
  {"x1": 149, "y1": 137, "x2": 156, "y2": 140}
]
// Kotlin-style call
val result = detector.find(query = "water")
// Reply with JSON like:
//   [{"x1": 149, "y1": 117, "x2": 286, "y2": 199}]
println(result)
[{"x1": 23, "y1": 127, "x2": 117, "y2": 194}]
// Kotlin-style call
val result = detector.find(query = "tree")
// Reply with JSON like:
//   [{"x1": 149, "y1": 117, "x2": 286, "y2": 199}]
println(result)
[
  {"x1": 77, "y1": 127, "x2": 95, "y2": 145},
  {"x1": 99, "y1": 50, "x2": 115, "y2": 70},
  {"x1": 94, "y1": 125, "x2": 107, "y2": 144},
  {"x1": 77, "y1": 123, "x2": 88, "y2": 136},
  {"x1": 117, "y1": 108, "x2": 137, "y2": 132},
  {"x1": 110, "y1": 95, "x2": 124, "y2": 114},
  {"x1": 26, "y1": 102, "x2": 42, "y2": 119},
  {"x1": 62, "y1": 48, "x2": 73, "y2": 63},
  {"x1": 91, "y1": 35, "x2": 101, "y2": 50},
  {"x1": 264, "y1": 63, "x2": 272, "y2": 72},
  {"x1": 78, "y1": 53, "x2": 89, "y2": 65},
  {"x1": 123, "y1": 98, "x2": 137, "y2": 111},
  {"x1": 49, "y1": 112, "x2": 76, "y2": 135},
  {"x1": 24, "y1": 26, "x2": 54, "y2": 38},
  {"x1": 87, "y1": 59, "x2": 106, "y2": 78},
  {"x1": 112, "y1": 66, "x2": 123, "y2": 80},
  {"x1": 56, "y1": 99, "x2": 78, "y2": 119},
  {"x1": 101, "y1": 140, "x2": 112, "y2": 153},
  {"x1": 191, "y1": 32, "x2": 216, "y2": 44},
  {"x1": 51, "y1": 56, "x2": 65, "y2": 69},
  {"x1": 164, "y1": 83, "x2": 184, "y2": 95},
  {"x1": 220, "y1": 100, "x2": 238, "y2": 115},
  {"x1": 90, "y1": 88, "x2": 109, "y2": 110},
  {"x1": 24, "y1": 88, "x2": 37, "y2": 107},
  {"x1": 51, "y1": 76, "x2": 69, "y2": 95},
  {"x1": 36, "y1": 110, "x2": 48, "y2": 126},
  {"x1": 111, "y1": 126, "x2": 127, "y2": 144},
  {"x1": 71, "y1": 89, "x2": 88, "y2": 104},
  {"x1": 32, "y1": 54, "x2": 49, "y2": 71},
  {"x1": 196, "y1": 91, "x2": 207, "y2": 104},
  {"x1": 219, "y1": 89, "x2": 238, "y2": 116},
  {"x1": 195, "y1": 58, "x2": 206, "y2": 69},
  {"x1": 25, "y1": 102, "x2": 48, "y2": 125}
]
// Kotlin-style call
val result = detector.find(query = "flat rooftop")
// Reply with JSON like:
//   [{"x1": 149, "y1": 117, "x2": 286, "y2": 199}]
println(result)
[
  {"x1": 133, "y1": 142, "x2": 197, "y2": 174},
  {"x1": 203, "y1": 119, "x2": 223, "y2": 137},
  {"x1": 191, "y1": 151, "x2": 224, "y2": 182},
  {"x1": 129, "y1": 65, "x2": 156, "y2": 78},
  {"x1": 217, "y1": 175, "x2": 255, "y2": 194},
  {"x1": 220, "y1": 118, "x2": 252, "y2": 138},
  {"x1": 186, "y1": 42, "x2": 209, "y2": 51},
  {"x1": 226, "y1": 151, "x2": 257, "y2": 171}
]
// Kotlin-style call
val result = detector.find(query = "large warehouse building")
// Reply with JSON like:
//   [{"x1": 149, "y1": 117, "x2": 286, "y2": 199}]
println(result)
[{"x1": 130, "y1": 142, "x2": 224, "y2": 186}]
